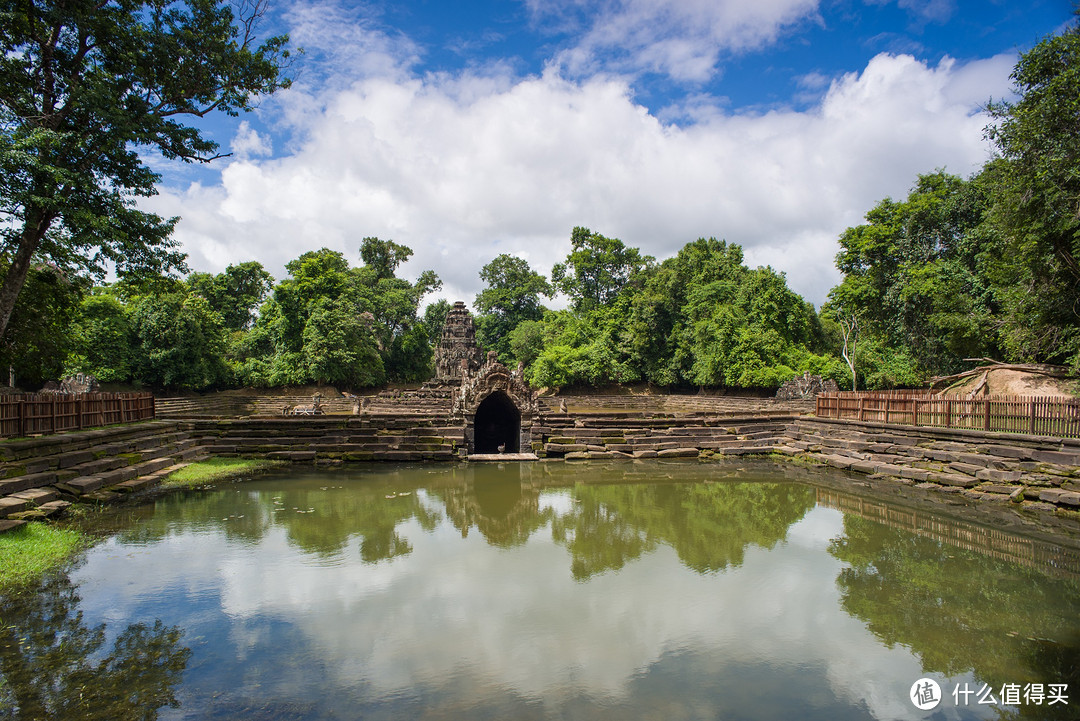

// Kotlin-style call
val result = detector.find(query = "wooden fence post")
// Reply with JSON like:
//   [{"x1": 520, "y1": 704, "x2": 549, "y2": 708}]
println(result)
[
  {"x1": 984, "y1": 399, "x2": 991, "y2": 431},
  {"x1": 1030, "y1": 399, "x2": 1037, "y2": 435},
  {"x1": 858, "y1": 397, "x2": 865, "y2": 422},
  {"x1": 884, "y1": 398, "x2": 891, "y2": 425}
]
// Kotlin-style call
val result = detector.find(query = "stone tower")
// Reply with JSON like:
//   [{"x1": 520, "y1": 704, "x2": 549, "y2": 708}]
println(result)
[{"x1": 433, "y1": 301, "x2": 484, "y2": 384}]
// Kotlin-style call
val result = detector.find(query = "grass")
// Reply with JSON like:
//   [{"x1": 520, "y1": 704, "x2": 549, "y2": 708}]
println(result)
[
  {"x1": 0, "y1": 522, "x2": 86, "y2": 592},
  {"x1": 161, "y1": 457, "x2": 286, "y2": 489}
]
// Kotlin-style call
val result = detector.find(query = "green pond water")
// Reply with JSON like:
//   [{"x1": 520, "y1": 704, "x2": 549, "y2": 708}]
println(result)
[{"x1": 2, "y1": 459, "x2": 1080, "y2": 721}]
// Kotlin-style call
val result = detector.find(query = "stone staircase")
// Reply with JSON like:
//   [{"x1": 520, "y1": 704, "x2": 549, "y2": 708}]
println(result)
[
  {"x1": 778, "y1": 417, "x2": 1080, "y2": 512},
  {"x1": 537, "y1": 394, "x2": 814, "y2": 417},
  {"x1": 534, "y1": 413, "x2": 793, "y2": 459},
  {"x1": 0, "y1": 420, "x2": 209, "y2": 533},
  {"x1": 189, "y1": 416, "x2": 464, "y2": 463}
]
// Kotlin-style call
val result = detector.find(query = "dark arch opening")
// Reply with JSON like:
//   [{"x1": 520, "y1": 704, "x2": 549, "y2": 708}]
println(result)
[{"x1": 473, "y1": 391, "x2": 521, "y2": 454}]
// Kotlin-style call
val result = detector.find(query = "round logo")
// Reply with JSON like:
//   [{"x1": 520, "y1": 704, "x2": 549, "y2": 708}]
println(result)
[{"x1": 911, "y1": 678, "x2": 942, "y2": 710}]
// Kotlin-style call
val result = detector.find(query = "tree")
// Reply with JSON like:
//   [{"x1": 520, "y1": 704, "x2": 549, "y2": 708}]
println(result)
[
  {"x1": 985, "y1": 16, "x2": 1080, "y2": 366},
  {"x1": 130, "y1": 292, "x2": 229, "y2": 390},
  {"x1": 187, "y1": 261, "x2": 273, "y2": 331},
  {"x1": 827, "y1": 171, "x2": 999, "y2": 381},
  {"x1": 0, "y1": 260, "x2": 87, "y2": 387},
  {"x1": 0, "y1": 0, "x2": 292, "y2": 344},
  {"x1": 67, "y1": 291, "x2": 134, "y2": 383},
  {"x1": 360, "y1": 237, "x2": 413, "y2": 280},
  {"x1": 551, "y1": 227, "x2": 651, "y2": 311},
  {"x1": 473, "y1": 254, "x2": 553, "y2": 360}
]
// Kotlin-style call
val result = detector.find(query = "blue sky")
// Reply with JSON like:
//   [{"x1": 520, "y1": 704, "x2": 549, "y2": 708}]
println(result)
[{"x1": 147, "y1": 0, "x2": 1075, "y2": 307}]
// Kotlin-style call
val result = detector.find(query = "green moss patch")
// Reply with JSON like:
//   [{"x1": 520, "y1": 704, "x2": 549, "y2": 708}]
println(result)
[{"x1": 162, "y1": 457, "x2": 286, "y2": 489}]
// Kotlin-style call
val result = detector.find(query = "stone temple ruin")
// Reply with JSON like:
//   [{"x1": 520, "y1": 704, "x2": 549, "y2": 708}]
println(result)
[
  {"x1": 433, "y1": 301, "x2": 485, "y2": 384},
  {"x1": 433, "y1": 302, "x2": 537, "y2": 457}
]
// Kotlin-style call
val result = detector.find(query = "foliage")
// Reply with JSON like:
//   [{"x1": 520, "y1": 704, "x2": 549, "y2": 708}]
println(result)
[
  {"x1": 0, "y1": 261, "x2": 87, "y2": 388},
  {"x1": 551, "y1": 227, "x2": 652, "y2": 312},
  {"x1": 827, "y1": 171, "x2": 999, "y2": 383},
  {"x1": 233, "y1": 242, "x2": 437, "y2": 388},
  {"x1": 0, "y1": 0, "x2": 292, "y2": 349},
  {"x1": 66, "y1": 291, "x2": 134, "y2": 384},
  {"x1": 130, "y1": 292, "x2": 230, "y2": 391},
  {"x1": 474, "y1": 254, "x2": 553, "y2": 361},
  {"x1": 186, "y1": 262, "x2": 273, "y2": 331},
  {"x1": 982, "y1": 18, "x2": 1080, "y2": 367}
]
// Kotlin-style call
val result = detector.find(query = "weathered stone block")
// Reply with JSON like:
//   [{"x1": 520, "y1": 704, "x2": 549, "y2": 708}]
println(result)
[
  {"x1": 979, "y1": 484, "x2": 1023, "y2": 496},
  {"x1": 545, "y1": 443, "x2": 587, "y2": 454},
  {"x1": 975, "y1": 468, "x2": 1023, "y2": 483},
  {"x1": 1030, "y1": 449, "x2": 1080, "y2": 467},
  {"x1": 0, "y1": 497, "x2": 29, "y2": 518},
  {"x1": 929, "y1": 473, "x2": 979, "y2": 488},
  {"x1": 8, "y1": 488, "x2": 60, "y2": 505},
  {"x1": 899, "y1": 467, "x2": 931, "y2": 482},
  {"x1": 632, "y1": 450, "x2": 658, "y2": 459},
  {"x1": 947, "y1": 462, "x2": 982, "y2": 477},
  {"x1": 657, "y1": 448, "x2": 699, "y2": 458}
]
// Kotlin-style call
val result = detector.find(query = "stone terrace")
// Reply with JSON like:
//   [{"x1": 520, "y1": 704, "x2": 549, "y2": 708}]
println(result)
[{"x1": 0, "y1": 420, "x2": 209, "y2": 533}]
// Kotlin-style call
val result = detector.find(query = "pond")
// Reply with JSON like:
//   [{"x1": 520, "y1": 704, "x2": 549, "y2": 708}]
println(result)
[{"x1": 2, "y1": 459, "x2": 1080, "y2": 721}]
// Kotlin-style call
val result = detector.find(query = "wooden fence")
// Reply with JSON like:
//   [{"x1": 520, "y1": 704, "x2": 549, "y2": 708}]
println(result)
[
  {"x1": 0, "y1": 392, "x2": 156, "y2": 438},
  {"x1": 816, "y1": 391, "x2": 1080, "y2": 439}
]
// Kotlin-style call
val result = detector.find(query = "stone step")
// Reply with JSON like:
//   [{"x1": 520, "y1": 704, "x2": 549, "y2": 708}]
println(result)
[
  {"x1": 0, "y1": 518, "x2": 27, "y2": 533},
  {"x1": 0, "y1": 496, "x2": 29, "y2": 518},
  {"x1": 8, "y1": 487, "x2": 60, "y2": 506},
  {"x1": 0, "y1": 471, "x2": 58, "y2": 495}
]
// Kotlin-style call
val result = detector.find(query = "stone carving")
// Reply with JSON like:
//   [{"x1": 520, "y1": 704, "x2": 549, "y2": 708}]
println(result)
[
  {"x1": 433, "y1": 301, "x2": 484, "y2": 384},
  {"x1": 283, "y1": 393, "x2": 324, "y2": 415},
  {"x1": 454, "y1": 350, "x2": 539, "y2": 454},
  {"x1": 40, "y1": 373, "x2": 100, "y2": 395},
  {"x1": 775, "y1": 372, "x2": 838, "y2": 400}
]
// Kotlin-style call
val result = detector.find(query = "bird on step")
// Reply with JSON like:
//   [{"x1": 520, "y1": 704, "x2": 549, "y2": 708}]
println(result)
[{"x1": 497, "y1": 443, "x2": 506, "y2": 453}]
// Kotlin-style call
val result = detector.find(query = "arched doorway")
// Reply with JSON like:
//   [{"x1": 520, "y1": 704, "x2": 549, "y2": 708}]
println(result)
[{"x1": 473, "y1": 391, "x2": 521, "y2": 453}]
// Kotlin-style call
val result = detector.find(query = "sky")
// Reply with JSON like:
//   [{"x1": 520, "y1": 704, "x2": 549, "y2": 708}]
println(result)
[{"x1": 144, "y1": 0, "x2": 1076, "y2": 308}]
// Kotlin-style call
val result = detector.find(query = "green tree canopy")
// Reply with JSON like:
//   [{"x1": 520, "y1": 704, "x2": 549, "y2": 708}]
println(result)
[
  {"x1": 551, "y1": 227, "x2": 652, "y2": 312},
  {"x1": 0, "y1": 0, "x2": 292, "y2": 349},
  {"x1": 187, "y1": 262, "x2": 273, "y2": 331},
  {"x1": 474, "y1": 254, "x2": 553, "y2": 361},
  {"x1": 984, "y1": 15, "x2": 1080, "y2": 366}
]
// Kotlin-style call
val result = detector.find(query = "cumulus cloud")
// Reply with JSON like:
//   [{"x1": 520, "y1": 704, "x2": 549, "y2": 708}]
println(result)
[
  {"x1": 147, "y1": 38, "x2": 1011, "y2": 306},
  {"x1": 527, "y1": 0, "x2": 822, "y2": 81}
]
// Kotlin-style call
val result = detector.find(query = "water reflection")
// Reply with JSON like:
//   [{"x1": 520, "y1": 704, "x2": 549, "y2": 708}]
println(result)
[
  {"x1": 3, "y1": 461, "x2": 1080, "y2": 720},
  {"x1": 0, "y1": 574, "x2": 189, "y2": 720},
  {"x1": 830, "y1": 515, "x2": 1080, "y2": 720}
]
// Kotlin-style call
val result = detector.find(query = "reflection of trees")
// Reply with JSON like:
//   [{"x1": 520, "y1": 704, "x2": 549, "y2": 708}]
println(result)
[
  {"x1": 830, "y1": 516, "x2": 1080, "y2": 720},
  {"x1": 553, "y1": 483, "x2": 816, "y2": 580},
  {"x1": 115, "y1": 478, "x2": 441, "y2": 564},
  {"x1": 0, "y1": 574, "x2": 189, "y2": 721}
]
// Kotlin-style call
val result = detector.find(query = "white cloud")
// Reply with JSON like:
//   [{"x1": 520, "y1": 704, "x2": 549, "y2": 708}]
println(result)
[
  {"x1": 528, "y1": 0, "x2": 822, "y2": 81},
  {"x1": 148, "y1": 42, "x2": 1011, "y2": 307},
  {"x1": 230, "y1": 121, "x2": 273, "y2": 159}
]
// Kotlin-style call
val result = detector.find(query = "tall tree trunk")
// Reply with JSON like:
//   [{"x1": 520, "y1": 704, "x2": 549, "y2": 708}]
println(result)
[{"x1": 0, "y1": 209, "x2": 53, "y2": 341}]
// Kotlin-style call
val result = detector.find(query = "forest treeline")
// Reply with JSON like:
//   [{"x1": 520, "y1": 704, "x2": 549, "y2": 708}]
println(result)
[{"x1": 2, "y1": 17, "x2": 1078, "y2": 393}]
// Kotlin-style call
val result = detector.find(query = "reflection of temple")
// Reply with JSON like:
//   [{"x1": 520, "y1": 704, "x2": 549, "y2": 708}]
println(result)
[
  {"x1": 432, "y1": 302, "x2": 538, "y2": 457},
  {"x1": 435, "y1": 464, "x2": 548, "y2": 546}
]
